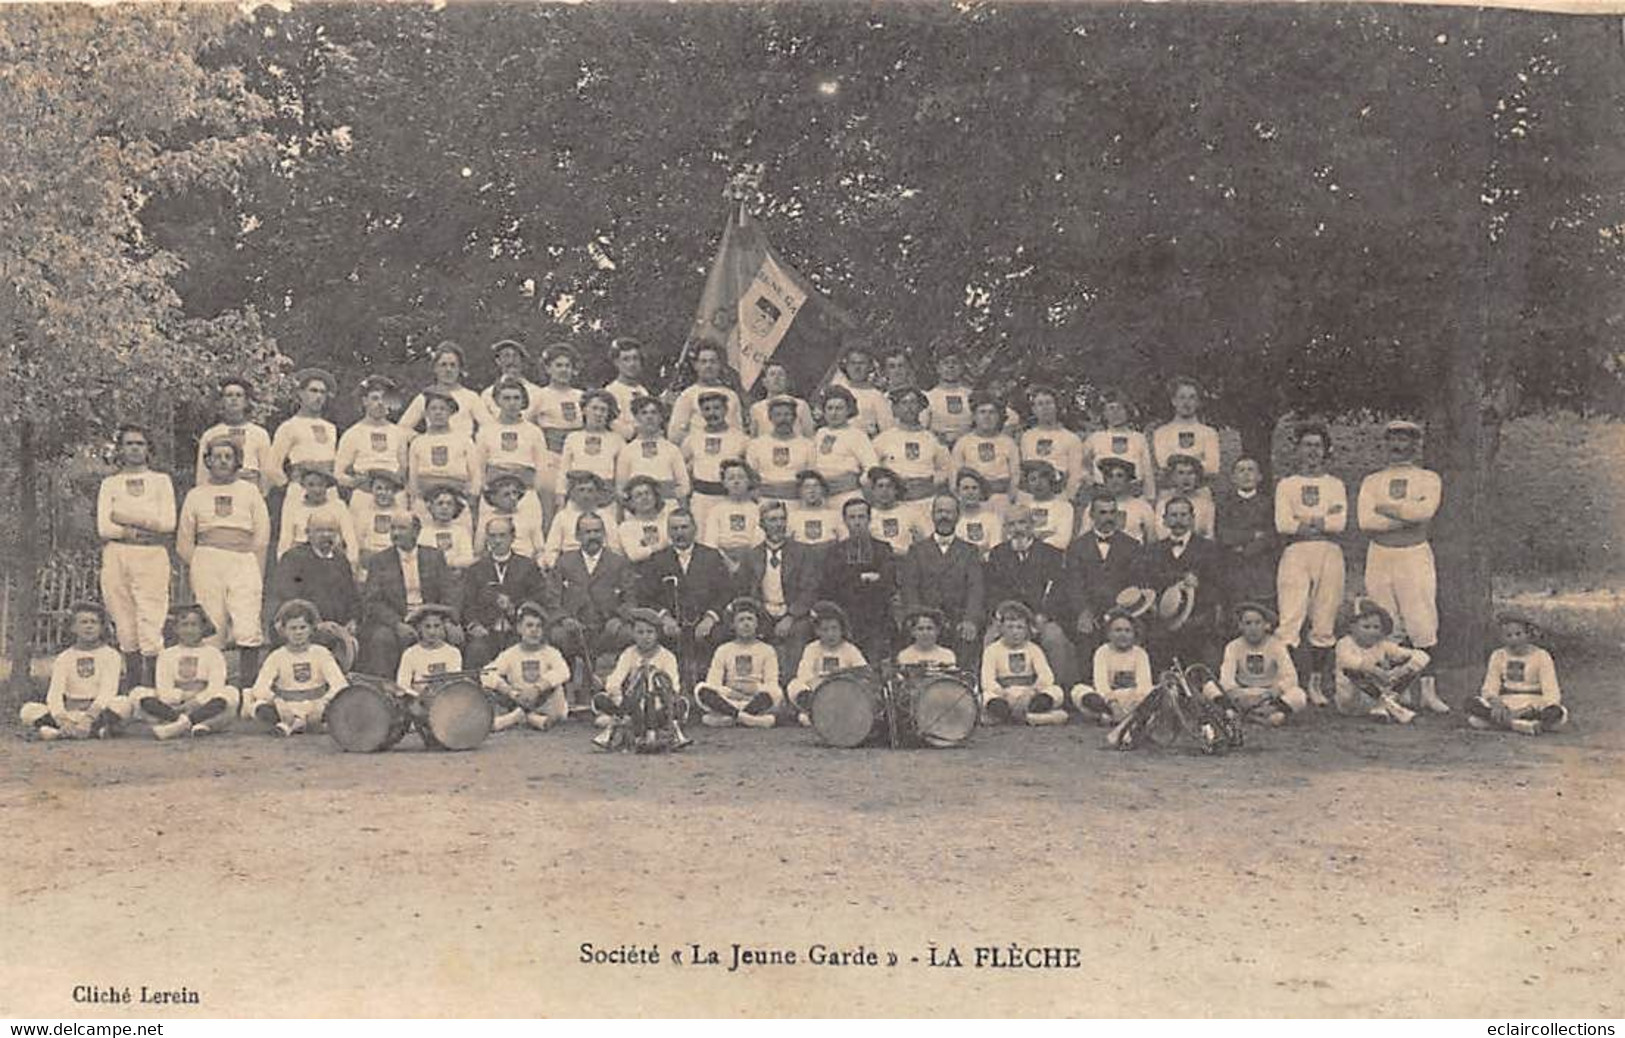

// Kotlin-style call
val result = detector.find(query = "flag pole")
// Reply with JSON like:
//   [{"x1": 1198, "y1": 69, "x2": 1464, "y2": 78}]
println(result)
[{"x1": 666, "y1": 198, "x2": 747, "y2": 397}]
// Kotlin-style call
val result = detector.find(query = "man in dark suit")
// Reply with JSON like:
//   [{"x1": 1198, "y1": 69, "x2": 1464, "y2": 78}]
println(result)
[
  {"x1": 734, "y1": 500, "x2": 823, "y2": 678},
  {"x1": 820, "y1": 498, "x2": 898, "y2": 666},
  {"x1": 984, "y1": 504, "x2": 1077, "y2": 685},
  {"x1": 635, "y1": 509, "x2": 736, "y2": 689},
  {"x1": 460, "y1": 515, "x2": 551, "y2": 670},
  {"x1": 1142, "y1": 495, "x2": 1226, "y2": 670},
  {"x1": 1061, "y1": 491, "x2": 1146, "y2": 663},
  {"x1": 899, "y1": 494, "x2": 986, "y2": 667},
  {"x1": 269, "y1": 512, "x2": 361, "y2": 633},
  {"x1": 551, "y1": 511, "x2": 638, "y2": 698},
  {"x1": 357, "y1": 513, "x2": 456, "y2": 677}
]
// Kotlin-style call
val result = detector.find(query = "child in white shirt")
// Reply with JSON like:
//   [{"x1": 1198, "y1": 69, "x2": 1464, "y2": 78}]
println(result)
[
  {"x1": 1466, "y1": 612, "x2": 1568, "y2": 735},
  {"x1": 132, "y1": 604, "x2": 239, "y2": 739},
  {"x1": 980, "y1": 600, "x2": 1067, "y2": 726},
  {"x1": 483, "y1": 601, "x2": 572, "y2": 731},
  {"x1": 247, "y1": 599, "x2": 349, "y2": 736},
  {"x1": 694, "y1": 598, "x2": 782, "y2": 728},
  {"x1": 1333, "y1": 599, "x2": 1428, "y2": 724},
  {"x1": 1070, "y1": 606, "x2": 1155, "y2": 725},
  {"x1": 1207, "y1": 602, "x2": 1306, "y2": 727},
  {"x1": 21, "y1": 602, "x2": 131, "y2": 740},
  {"x1": 896, "y1": 608, "x2": 958, "y2": 669},
  {"x1": 788, "y1": 602, "x2": 868, "y2": 725}
]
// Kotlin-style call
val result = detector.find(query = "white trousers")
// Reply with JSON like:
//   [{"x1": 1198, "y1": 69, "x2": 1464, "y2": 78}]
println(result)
[
  {"x1": 1277, "y1": 540, "x2": 1345, "y2": 649},
  {"x1": 189, "y1": 546, "x2": 265, "y2": 648},
  {"x1": 1363, "y1": 541, "x2": 1437, "y2": 648},
  {"x1": 101, "y1": 542, "x2": 171, "y2": 654}
]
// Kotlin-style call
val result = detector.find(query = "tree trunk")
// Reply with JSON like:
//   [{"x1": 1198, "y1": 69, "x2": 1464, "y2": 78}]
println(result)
[
  {"x1": 1428, "y1": 357, "x2": 1497, "y2": 670},
  {"x1": 5, "y1": 419, "x2": 43, "y2": 713}
]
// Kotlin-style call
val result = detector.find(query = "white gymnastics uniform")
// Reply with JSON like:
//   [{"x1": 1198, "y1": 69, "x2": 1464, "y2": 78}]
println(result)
[
  {"x1": 246, "y1": 643, "x2": 348, "y2": 727},
  {"x1": 1150, "y1": 420, "x2": 1222, "y2": 480},
  {"x1": 787, "y1": 640, "x2": 868, "y2": 709},
  {"x1": 97, "y1": 468, "x2": 176, "y2": 656},
  {"x1": 1020, "y1": 426, "x2": 1088, "y2": 503},
  {"x1": 20, "y1": 645, "x2": 132, "y2": 734},
  {"x1": 195, "y1": 421, "x2": 273, "y2": 491},
  {"x1": 1357, "y1": 464, "x2": 1442, "y2": 649},
  {"x1": 177, "y1": 479, "x2": 269, "y2": 649},
  {"x1": 484, "y1": 643, "x2": 573, "y2": 721},
  {"x1": 696, "y1": 639, "x2": 784, "y2": 716},
  {"x1": 617, "y1": 436, "x2": 691, "y2": 501},
  {"x1": 1215, "y1": 635, "x2": 1307, "y2": 713},
  {"x1": 1274, "y1": 473, "x2": 1348, "y2": 650},
  {"x1": 1085, "y1": 428, "x2": 1156, "y2": 501},
  {"x1": 335, "y1": 420, "x2": 409, "y2": 489},
  {"x1": 131, "y1": 643, "x2": 240, "y2": 727},
  {"x1": 268, "y1": 415, "x2": 338, "y2": 488},
  {"x1": 746, "y1": 434, "x2": 817, "y2": 503},
  {"x1": 980, "y1": 638, "x2": 1064, "y2": 719}
]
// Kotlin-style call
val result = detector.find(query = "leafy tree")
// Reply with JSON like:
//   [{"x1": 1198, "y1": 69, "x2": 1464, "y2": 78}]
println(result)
[
  {"x1": 148, "y1": 2, "x2": 1622, "y2": 665},
  {"x1": 0, "y1": 5, "x2": 282, "y2": 701}
]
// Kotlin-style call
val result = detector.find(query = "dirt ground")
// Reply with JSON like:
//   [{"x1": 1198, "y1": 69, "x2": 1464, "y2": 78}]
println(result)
[{"x1": 1, "y1": 658, "x2": 1620, "y2": 1019}]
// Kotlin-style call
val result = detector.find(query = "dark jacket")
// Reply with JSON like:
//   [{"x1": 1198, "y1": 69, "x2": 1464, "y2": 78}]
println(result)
[
  {"x1": 1215, "y1": 488, "x2": 1277, "y2": 605},
  {"x1": 1060, "y1": 529, "x2": 1143, "y2": 625},
  {"x1": 819, "y1": 535, "x2": 898, "y2": 631},
  {"x1": 735, "y1": 539, "x2": 825, "y2": 620},
  {"x1": 1142, "y1": 535, "x2": 1226, "y2": 633},
  {"x1": 361, "y1": 544, "x2": 455, "y2": 627},
  {"x1": 899, "y1": 536, "x2": 985, "y2": 629},
  {"x1": 984, "y1": 539, "x2": 1066, "y2": 619},
  {"x1": 459, "y1": 552, "x2": 551, "y2": 632},
  {"x1": 270, "y1": 544, "x2": 361, "y2": 629},
  {"x1": 635, "y1": 543, "x2": 736, "y2": 627},
  {"x1": 552, "y1": 548, "x2": 638, "y2": 630}
]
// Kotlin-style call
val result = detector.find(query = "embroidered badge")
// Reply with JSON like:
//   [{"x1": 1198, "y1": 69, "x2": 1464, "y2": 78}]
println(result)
[
  {"x1": 371, "y1": 432, "x2": 389, "y2": 452},
  {"x1": 522, "y1": 660, "x2": 541, "y2": 683},
  {"x1": 214, "y1": 495, "x2": 234, "y2": 518}
]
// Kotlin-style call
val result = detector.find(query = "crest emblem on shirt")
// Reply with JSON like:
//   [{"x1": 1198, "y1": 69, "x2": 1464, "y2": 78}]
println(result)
[
  {"x1": 1178, "y1": 431, "x2": 1195, "y2": 449},
  {"x1": 76, "y1": 657, "x2": 96, "y2": 678},
  {"x1": 641, "y1": 440, "x2": 658, "y2": 458},
  {"x1": 561, "y1": 402, "x2": 578, "y2": 423},
  {"x1": 1009, "y1": 652, "x2": 1028, "y2": 674},
  {"x1": 586, "y1": 436, "x2": 602, "y2": 456},
  {"x1": 821, "y1": 655, "x2": 841, "y2": 673},
  {"x1": 704, "y1": 437, "x2": 721, "y2": 455},
  {"x1": 729, "y1": 514, "x2": 746, "y2": 532},
  {"x1": 902, "y1": 441, "x2": 920, "y2": 462},
  {"x1": 1246, "y1": 653, "x2": 1266, "y2": 676},
  {"x1": 179, "y1": 656, "x2": 199, "y2": 681},
  {"x1": 428, "y1": 662, "x2": 448, "y2": 676},
  {"x1": 371, "y1": 432, "x2": 389, "y2": 452},
  {"x1": 946, "y1": 395, "x2": 964, "y2": 415},
  {"x1": 1301, "y1": 485, "x2": 1321, "y2": 507},
  {"x1": 1389, "y1": 477, "x2": 1409, "y2": 499},
  {"x1": 882, "y1": 518, "x2": 899, "y2": 538},
  {"x1": 502, "y1": 431, "x2": 519, "y2": 452},
  {"x1": 641, "y1": 524, "x2": 659, "y2": 546},
  {"x1": 436, "y1": 532, "x2": 453, "y2": 550},
  {"x1": 1506, "y1": 660, "x2": 1526, "y2": 683},
  {"x1": 374, "y1": 514, "x2": 392, "y2": 533},
  {"x1": 127, "y1": 477, "x2": 146, "y2": 497},
  {"x1": 736, "y1": 655, "x2": 754, "y2": 676},
  {"x1": 1111, "y1": 435, "x2": 1128, "y2": 454},
  {"x1": 1036, "y1": 438, "x2": 1053, "y2": 455},
  {"x1": 313, "y1": 425, "x2": 329, "y2": 444},
  {"x1": 820, "y1": 435, "x2": 836, "y2": 455},
  {"x1": 521, "y1": 660, "x2": 541, "y2": 683},
  {"x1": 977, "y1": 442, "x2": 995, "y2": 462},
  {"x1": 1032, "y1": 508, "x2": 1049, "y2": 527},
  {"x1": 772, "y1": 446, "x2": 789, "y2": 467},
  {"x1": 967, "y1": 522, "x2": 984, "y2": 542},
  {"x1": 228, "y1": 427, "x2": 245, "y2": 442},
  {"x1": 1111, "y1": 669, "x2": 1136, "y2": 690},
  {"x1": 431, "y1": 446, "x2": 449, "y2": 468},
  {"x1": 805, "y1": 520, "x2": 823, "y2": 540},
  {"x1": 214, "y1": 495, "x2": 234, "y2": 518},
  {"x1": 293, "y1": 661, "x2": 312, "y2": 684}
]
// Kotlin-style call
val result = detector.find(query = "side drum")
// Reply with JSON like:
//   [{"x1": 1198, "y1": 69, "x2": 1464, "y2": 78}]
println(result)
[
  {"x1": 416, "y1": 671, "x2": 495, "y2": 751},
  {"x1": 891, "y1": 666, "x2": 979, "y2": 748},
  {"x1": 810, "y1": 667, "x2": 886, "y2": 749},
  {"x1": 327, "y1": 676, "x2": 413, "y2": 753}
]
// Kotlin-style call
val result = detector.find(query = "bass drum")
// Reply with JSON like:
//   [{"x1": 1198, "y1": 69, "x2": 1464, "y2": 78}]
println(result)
[
  {"x1": 809, "y1": 667, "x2": 886, "y2": 749},
  {"x1": 326, "y1": 675, "x2": 413, "y2": 753},
  {"x1": 890, "y1": 666, "x2": 979, "y2": 748},
  {"x1": 416, "y1": 671, "x2": 495, "y2": 751}
]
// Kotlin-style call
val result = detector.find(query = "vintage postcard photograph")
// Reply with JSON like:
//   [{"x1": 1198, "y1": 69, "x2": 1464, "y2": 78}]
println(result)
[{"x1": 0, "y1": 0, "x2": 1621, "y2": 1022}]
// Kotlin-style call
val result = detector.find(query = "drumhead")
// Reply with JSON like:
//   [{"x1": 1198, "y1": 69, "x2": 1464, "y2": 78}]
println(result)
[
  {"x1": 327, "y1": 684, "x2": 403, "y2": 753},
  {"x1": 424, "y1": 678, "x2": 493, "y2": 751},
  {"x1": 912, "y1": 674, "x2": 978, "y2": 748},
  {"x1": 811, "y1": 673, "x2": 882, "y2": 749}
]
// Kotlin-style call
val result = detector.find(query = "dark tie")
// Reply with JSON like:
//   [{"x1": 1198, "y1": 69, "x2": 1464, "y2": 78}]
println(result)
[{"x1": 769, "y1": 550, "x2": 781, "y2": 569}]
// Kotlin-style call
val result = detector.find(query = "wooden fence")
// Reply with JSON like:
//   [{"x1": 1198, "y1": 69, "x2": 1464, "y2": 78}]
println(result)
[{"x1": 0, "y1": 553, "x2": 194, "y2": 658}]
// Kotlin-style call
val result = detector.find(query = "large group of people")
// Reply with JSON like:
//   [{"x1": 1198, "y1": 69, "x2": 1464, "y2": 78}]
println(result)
[{"x1": 19, "y1": 337, "x2": 1570, "y2": 744}]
